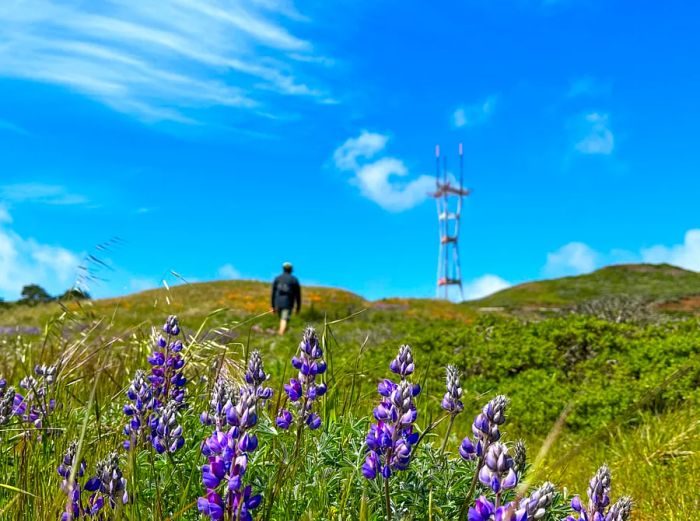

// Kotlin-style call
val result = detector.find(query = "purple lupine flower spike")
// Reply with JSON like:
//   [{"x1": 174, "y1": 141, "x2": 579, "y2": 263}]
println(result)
[
  {"x1": 57, "y1": 440, "x2": 87, "y2": 521},
  {"x1": 279, "y1": 327, "x2": 327, "y2": 431},
  {"x1": 124, "y1": 315, "x2": 188, "y2": 453},
  {"x1": 199, "y1": 383, "x2": 266, "y2": 520},
  {"x1": 567, "y1": 465, "x2": 631, "y2": 521},
  {"x1": 84, "y1": 452, "x2": 128, "y2": 513},
  {"x1": 389, "y1": 345, "x2": 415, "y2": 377},
  {"x1": 515, "y1": 481, "x2": 556, "y2": 520},
  {"x1": 441, "y1": 365, "x2": 464, "y2": 415},
  {"x1": 246, "y1": 351, "x2": 273, "y2": 400},
  {"x1": 363, "y1": 344, "x2": 421, "y2": 487},
  {"x1": 201, "y1": 378, "x2": 235, "y2": 430},
  {"x1": 478, "y1": 442, "x2": 517, "y2": 494}
]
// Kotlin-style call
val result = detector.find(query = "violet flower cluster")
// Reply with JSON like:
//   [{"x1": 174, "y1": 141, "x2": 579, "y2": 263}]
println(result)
[
  {"x1": 468, "y1": 481, "x2": 556, "y2": 521},
  {"x1": 441, "y1": 365, "x2": 464, "y2": 415},
  {"x1": 276, "y1": 327, "x2": 327, "y2": 432},
  {"x1": 0, "y1": 364, "x2": 58, "y2": 438},
  {"x1": 197, "y1": 386, "x2": 263, "y2": 521},
  {"x1": 197, "y1": 351, "x2": 272, "y2": 521},
  {"x1": 459, "y1": 395, "x2": 508, "y2": 463},
  {"x1": 123, "y1": 315, "x2": 186, "y2": 453},
  {"x1": 58, "y1": 446, "x2": 128, "y2": 519},
  {"x1": 0, "y1": 377, "x2": 24, "y2": 426},
  {"x1": 566, "y1": 465, "x2": 632, "y2": 521},
  {"x1": 362, "y1": 344, "x2": 421, "y2": 480}
]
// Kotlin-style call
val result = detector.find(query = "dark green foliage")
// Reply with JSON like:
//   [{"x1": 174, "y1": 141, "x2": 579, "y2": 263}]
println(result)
[{"x1": 19, "y1": 283, "x2": 54, "y2": 305}]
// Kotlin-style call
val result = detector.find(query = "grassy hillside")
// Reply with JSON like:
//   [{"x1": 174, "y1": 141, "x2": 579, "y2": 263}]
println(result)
[
  {"x1": 471, "y1": 263, "x2": 700, "y2": 310},
  {"x1": 0, "y1": 265, "x2": 699, "y2": 520}
]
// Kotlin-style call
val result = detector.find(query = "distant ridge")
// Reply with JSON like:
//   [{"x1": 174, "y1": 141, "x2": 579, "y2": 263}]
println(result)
[{"x1": 471, "y1": 263, "x2": 700, "y2": 309}]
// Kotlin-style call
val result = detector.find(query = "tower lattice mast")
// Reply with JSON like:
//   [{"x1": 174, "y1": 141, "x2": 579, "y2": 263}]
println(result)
[{"x1": 432, "y1": 144, "x2": 471, "y2": 300}]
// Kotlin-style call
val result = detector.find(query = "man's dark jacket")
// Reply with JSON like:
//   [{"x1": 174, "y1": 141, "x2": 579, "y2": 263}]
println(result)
[{"x1": 272, "y1": 273, "x2": 301, "y2": 312}]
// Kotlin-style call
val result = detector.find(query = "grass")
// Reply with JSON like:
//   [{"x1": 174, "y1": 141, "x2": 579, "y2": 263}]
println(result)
[
  {"x1": 0, "y1": 266, "x2": 698, "y2": 519},
  {"x1": 471, "y1": 263, "x2": 700, "y2": 310}
]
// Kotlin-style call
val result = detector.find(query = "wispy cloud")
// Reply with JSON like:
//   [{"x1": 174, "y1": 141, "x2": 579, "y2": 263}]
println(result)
[
  {"x1": 0, "y1": 208, "x2": 82, "y2": 299},
  {"x1": 452, "y1": 95, "x2": 498, "y2": 128},
  {"x1": 463, "y1": 274, "x2": 510, "y2": 300},
  {"x1": 218, "y1": 263, "x2": 241, "y2": 279},
  {"x1": 574, "y1": 112, "x2": 614, "y2": 155},
  {"x1": 0, "y1": 183, "x2": 88, "y2": 206},
  {"x1": 0, "y1": 0, "x2": 330, "y2": 123},
  {"x1": 543, "y1": 230, "x2": 700, "y2": 278},
  {"x1": 544, "y1": 241, "x2": 599, "y2": 277},
  {"x1": 333, "y1": 131, "x2": 434, "y2": 212},
  {"x1": 641, "y1": 229, "x2": 700, "y2": 271}
]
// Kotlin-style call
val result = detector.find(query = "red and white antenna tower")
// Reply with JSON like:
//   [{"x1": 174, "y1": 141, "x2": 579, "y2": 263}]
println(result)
[{"x1": 432, "y1": 143, "x2": 471, "y2": 300}]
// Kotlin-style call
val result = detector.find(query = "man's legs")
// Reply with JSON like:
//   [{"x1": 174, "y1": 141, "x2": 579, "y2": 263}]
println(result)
[{"x1": 278, "y1": 308, "x2": 291, "y2": 335}]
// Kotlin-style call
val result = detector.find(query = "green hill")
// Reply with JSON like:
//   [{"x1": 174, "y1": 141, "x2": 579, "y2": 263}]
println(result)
[{"x1": 471, "y1": 263, "x2": 700, "y2": 310}]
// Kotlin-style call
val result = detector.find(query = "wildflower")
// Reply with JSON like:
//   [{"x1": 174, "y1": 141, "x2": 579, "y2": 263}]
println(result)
[
  {"x1": 0, "y1": 382, "x2": 22, "y2": 426},
  {"x1": 122, "y1": 370, "x2": 151, "y2": 450},
  {"x1": 200, "y1": 378, "x2": 236, "y2": 430},
  {"x1": 513, "y1": 440, "x2": 527, "y2": 477},
  {"x1": 245, "y1": 350, "x2": 273, "y2": 400},
  {"x1": 515, "y1": 482, "x2": 556, "y2": 520},
  {"x1": 57, "y1": 441, "x2": 86, "y2": 521},
  {"x1": 84, "y1": 452, "x2": 128, "y2": 514},
  {"x1": 461, "y1": 395, "x2": 509, "y2": 462},
  {"x1": 151, "y1": 400, "x2": 185, "y2": 454},
  {"x1": 479, "y1": 442, "x2": 517, "y2": 494},
  {"x1": 123, "y1": 315, "x2": 188, "y2": 453},
  {"x1": 363, "y1": 345, "x2": 421, "y2": 486},
  {"x1": 198, "y1": 385, "x2": 265, "y2": 521},
  {"x1": 566, "y1": 465, "x2": 632, "y2": 521},
  {"x1": 441, "y1": 365, "x2": 464, "y2": 415},
  {"x1": 278, "y1": 327, "x2": 327, "y2": 431}
]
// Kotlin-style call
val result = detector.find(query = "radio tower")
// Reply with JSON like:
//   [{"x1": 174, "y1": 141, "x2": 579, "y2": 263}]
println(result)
[{"x1": 432, "y1": 144, "x2": 471, "y2": 300}]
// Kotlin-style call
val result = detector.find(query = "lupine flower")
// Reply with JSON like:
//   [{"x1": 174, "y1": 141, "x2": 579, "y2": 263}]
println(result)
[
  {"x1": 363, "y1": 345, "x2": 421, "y2": 483},
  {"x1": 57, "y1": 441, "x2": 87, "y2": 521},
  {"x1": 515, "y1": 482, "x2": 556, "y2": 520},
  {"x1": 277, "y1": 327, "x2": 327, "y2": 432},
  {"x1": 460, "y1": 395, "x2": 509, "y2": 462},
  {"x1": 5, "y1": 364, "x2": 59, "y2": 437},
  {"x1": 566, "y1": 465, "x2": 632, "y2": 521},
  {"x1": 467, "y1": 495, "x2": 524, "y2": 521},
  {"x1": 245, "y1": 350, "x2": 273, "y2": 400},
  {"x1": 200, "y1": 378, "x2": 236, "y2": 430},
  {"x1": 479, "y1": 442, "x2": 517, "y2": 494},
  {"x1": 79, "y1": 452, "x2": 128, "y2": 516},
  {"x1": 0, "y1": 381, "x2": 23, "y2": 426},
  {"x1": 122, "y1": 370, "x2": 151, "y2": 450},
  {"x1": 441, "y1": 365, "x2": 464, "y2": 415},
  {"x1": 151, "y1": 400, "x2": 185, "y2": 454},
  {"x1": 198, "y1": 385, "x2": 264, "y2": 521},
  {"x1": 123, "y1": 315, "x2": 188, "y2": 453},
  {"x1": 513, "y1": 440, "x2": 527, "y2": 477}
]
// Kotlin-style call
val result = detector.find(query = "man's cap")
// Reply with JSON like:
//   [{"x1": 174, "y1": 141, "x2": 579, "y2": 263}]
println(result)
[{"x1": 282, "y1": 262, "x2": 293, "y2": 270}]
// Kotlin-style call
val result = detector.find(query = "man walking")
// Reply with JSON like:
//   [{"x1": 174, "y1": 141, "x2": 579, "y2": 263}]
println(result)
[{"x1": 271, "y1": 262, "x2": 301, "y2": 335}]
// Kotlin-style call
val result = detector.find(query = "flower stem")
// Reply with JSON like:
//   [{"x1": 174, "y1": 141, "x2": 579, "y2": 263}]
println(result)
[
  {"x1": 459, "y1": 457, "x2": 483, "y2": 521},
  {"x1": 439, "y1": 415, "x2": 456, "y2": 456},
  {"x1": 384, "y1": 477, "x2": 392, "y2": 521}
]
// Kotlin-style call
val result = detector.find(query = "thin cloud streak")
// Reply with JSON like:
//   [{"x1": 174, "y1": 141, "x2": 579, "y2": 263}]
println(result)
[{"x1": 0, "y1": 0, "x2": 331, "y2": 123}]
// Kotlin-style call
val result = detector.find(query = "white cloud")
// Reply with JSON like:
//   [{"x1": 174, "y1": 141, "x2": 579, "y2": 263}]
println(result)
[
  {"x1": 0, "y1": 0, "x2": 330, "y2": 123},
  {"x1": 0, "y1": 183, "x2": 88, "y2": 205},
  {"x1": 641, "y1": 229, "x2": 700, "y2": 271},
  {"x1": 452, "y1": 95, "x2": 498, "y2": 128},
  {"x1": 218, "y1": 263, "x2": 241, "y2": 279},
  {"x1": 544, "y1": 241, "x2": 598, "y2": 277},
  {"x1": 333, "y1": 131, "x2": 434, "y2": 212},
  {"x1": 575, "y1": 112, "x2": 614, "y2": 155},
  {"x1": 463, "y1": 274, "x2": 511, "y2": 300},
  {"x1": 0, "y1": 210, "x2": 82, "y2": 300}
]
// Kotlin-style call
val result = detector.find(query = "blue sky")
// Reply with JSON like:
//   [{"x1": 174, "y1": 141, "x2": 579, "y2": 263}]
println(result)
[{"x1": 1, "y1": 0, "x2": 699, "y2": 302}]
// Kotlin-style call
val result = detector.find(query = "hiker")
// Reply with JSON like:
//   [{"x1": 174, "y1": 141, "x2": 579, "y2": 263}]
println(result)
[{"x1": 271, "y1": 262, "x2": 301, "y2": 335}]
